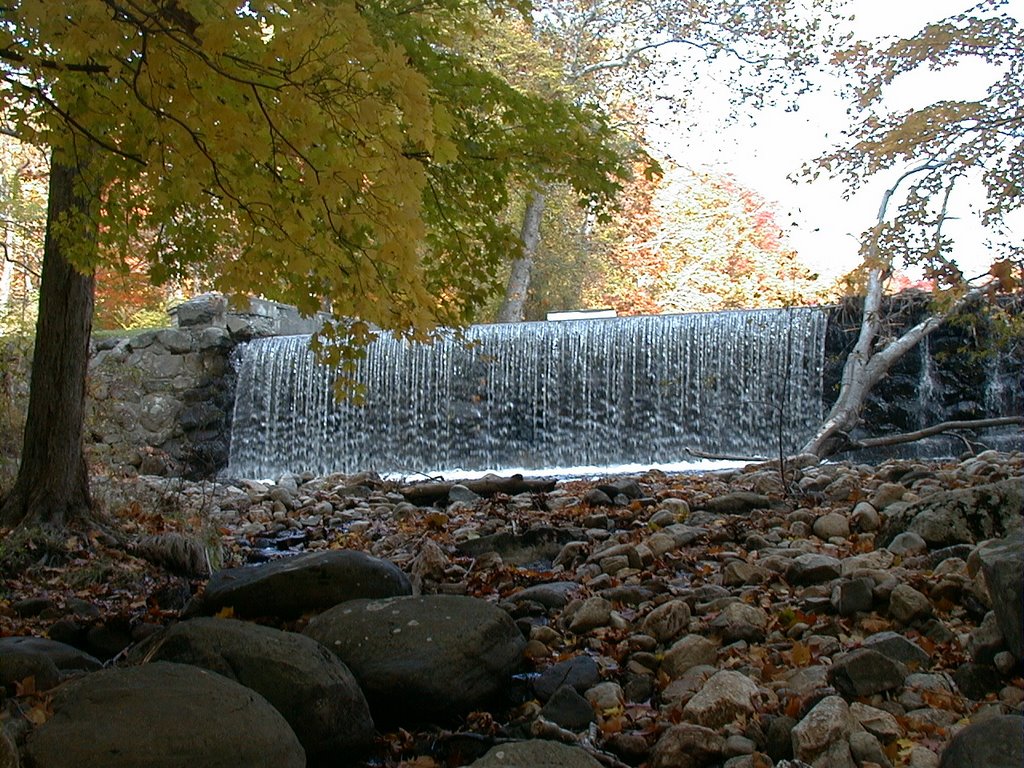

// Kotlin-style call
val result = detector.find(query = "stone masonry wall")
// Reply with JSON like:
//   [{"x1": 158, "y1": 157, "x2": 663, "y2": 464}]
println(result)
[{"x1": 86, "y1": 294, "x2": 327, "y2": 479}]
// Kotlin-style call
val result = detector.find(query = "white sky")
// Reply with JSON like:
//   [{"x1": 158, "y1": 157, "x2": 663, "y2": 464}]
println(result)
[{"x1": 649, "y1": 0, "x2": 1023, "y2": 283}]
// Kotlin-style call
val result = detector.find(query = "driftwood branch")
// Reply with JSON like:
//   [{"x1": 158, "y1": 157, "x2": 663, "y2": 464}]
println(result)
[
  {"x1": 849, "y1": 416, "x2": 1023, "y2": 450},
  {"x1": 400, "y1": 474, "x2": 557, "y2": 506}
]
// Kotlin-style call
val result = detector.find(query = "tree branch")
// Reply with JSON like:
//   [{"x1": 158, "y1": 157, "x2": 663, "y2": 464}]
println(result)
[{"x1": 849, "y1": 416, "x2": 1023, "y2": 450}]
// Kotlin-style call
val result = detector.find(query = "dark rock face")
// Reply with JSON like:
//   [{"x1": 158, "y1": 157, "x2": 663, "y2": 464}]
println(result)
[
  {"x1": 823, "y1": 293, "x2": 1024, "y2": 449},
  {"x1": 185, "y1": 549, "x2": 412, "y2": 620},
  {"x1": 938, "y1": 715, "x2": 1024, "y2": 768},
  {"x1": 303, "y1": 594, "x2": 526, "y2": 723},
  {"x1": 24, "y1": 662, "x2": 305, "y2": 768},
  {"x1": 131, "y1": 617, "x2": 374, "y2": 764}
]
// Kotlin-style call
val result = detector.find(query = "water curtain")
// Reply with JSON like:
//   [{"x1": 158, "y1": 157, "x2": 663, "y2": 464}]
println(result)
[{"x1": 228, "y1": 308, "x2": 828, "y2": 478}]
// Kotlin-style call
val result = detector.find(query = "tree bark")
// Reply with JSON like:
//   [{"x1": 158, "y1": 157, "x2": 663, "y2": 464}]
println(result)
[
  {"x1": 496, "y1": 188, "x2": 546, "y2": 323},
  {"x1": 0, "y1": 153, "x2": 96, "y2": 528}
]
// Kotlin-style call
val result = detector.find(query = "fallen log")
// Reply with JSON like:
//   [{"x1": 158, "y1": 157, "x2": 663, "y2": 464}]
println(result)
[{"x1": 400, "y1": 473, "x2": 557, "y2": 505}]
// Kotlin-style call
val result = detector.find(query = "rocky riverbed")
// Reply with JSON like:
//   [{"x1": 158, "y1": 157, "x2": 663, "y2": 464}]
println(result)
[{"x1": 1, "y1": 450, "x2": 1022, "y2": 767}]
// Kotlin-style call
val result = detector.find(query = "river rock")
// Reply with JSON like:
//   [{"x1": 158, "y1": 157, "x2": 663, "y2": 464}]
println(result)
[
  {"x1": 651, "y1": 723, "x2": 726, "y2": 768},
  {"x1": 791, "y1": 695, "x2": 857, "y2": 768},
  {"x1": 827, "y1": 648, "x2": 907, "y2": 697},
  {"x1": 975, "y1": 532, "x2": 1024, "y2": 659},
  {"x1": 681, "y1": 669, "x2": 759, "y2": 729},
  {"x1": 0, "y1": 637, "x2": 101, "y2": 672},
  {"x1": 131, "y1": 617, "x2": 374, "y2": 762},
  {"x1": 938, "y1": 714, "x2": 1024, "y2": 768},
  {"x1": 708, "y1": 601, "x2": 769, "y2": 642},
  {"x1": 786, "y1": 552, "x2": 842, "y2": 585},
  {"x1": 862, "y1": 631, "x2": 931, "y2": 670},
  {"x1": 641, "y1": 599, "x2": 691, "y2": 643},
  {"x1": 831, "y1": 577, "x2": 874, "y2": 615},
  {"x1": 813, "y1": 512, "x2": 850, "y2": 540},
  {"x1": 23, "y1": 662, "x2": 304, "y2": 768},
  {"x1": 470, "y1": 740, "x2": 603, "y2": 767},
  {"x1": 662, "y1": 634, "x2": 719, "y2": 679},
  {"x1": 303, "y1": 594, "x2": 525, "y2": 723},
  {"x1": 540, "y1": 684, "x2": 595, "y2": 730},
  {"x1": 888, "y1": 584, "x2": 933, "y2": 624},
  {"x1": 185, "y1": 549, "x2": 412, "y2": 620}
]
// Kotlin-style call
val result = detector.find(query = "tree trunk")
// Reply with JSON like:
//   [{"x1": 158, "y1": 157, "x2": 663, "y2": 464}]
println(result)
[
  {"x1": 497, "y1": 188, "x2": 546, "y2": 323},
  {"x1": 0, "y1": 154, "x2": 96, "y2": 528}
]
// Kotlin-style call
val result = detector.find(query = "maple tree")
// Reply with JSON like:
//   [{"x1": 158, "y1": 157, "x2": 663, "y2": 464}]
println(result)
[
  {"x1": 0, "y1": 0, "x2": 628, "y2": 526},
  {"x1": 802, "y1": 0, "x2": 1024, "y2": 457}
]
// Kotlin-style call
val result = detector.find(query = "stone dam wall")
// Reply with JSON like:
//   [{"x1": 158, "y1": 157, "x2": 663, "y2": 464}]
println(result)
[{"x1": 85, "y1": 294, "x2": 1022, "y2": 479}]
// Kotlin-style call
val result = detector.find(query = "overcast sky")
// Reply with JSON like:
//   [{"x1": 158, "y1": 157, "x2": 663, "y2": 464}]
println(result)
[{"x1": 649, "y1": 0, "x2": 1023, "y2": 283}]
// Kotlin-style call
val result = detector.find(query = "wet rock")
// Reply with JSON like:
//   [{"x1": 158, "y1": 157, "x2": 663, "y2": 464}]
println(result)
[
  {"x1": 681, "y1": 669, "x2": 759, "y2": 729},
  {"x1": 471, "y1": 741, "x2": 602, "y2": 767},
  {"x1": 827, "y1": 648, "x2": 907, "y2": 698},
  {"x1": 938, "y1": 714, "x2": 1024, "y2": 768},
  {"x1": 303, "y1": 595, "x2": 524, "y2": 723},
  {"x1": 651, "y1": 723, "x2": 726, "y2": 768},
  {"x1": 24, "y1": 662, "x2": 304, "y2": 768},
  {"x1": 186, "y1": 549, "x2": 412, "y2": 620},
  {"x1": 131, "y1": 617, "x2": 374, "y2": 762},
  {"x1": 534, "y1": 655, "x2": 601, "y2": 701}
]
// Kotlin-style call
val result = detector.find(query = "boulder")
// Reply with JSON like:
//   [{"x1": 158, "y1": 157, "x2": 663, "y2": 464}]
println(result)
[
  {"x1": 939, "y1": 715, "x2": 1024, "y2": 768},
  {"x1": 0, "y1": 637, "x2": 101, "y2": 672},
  {"x1": 880, "y1": 478, "x2": 1023, "y2": 548},
  {"x1": 185, "y1": 549, "x2": 411, "y2": 620},
  {"x1": 469, "y1": 740, "x2": 603, "y2": 767},
  {"x1": 304, "y1": 594, "x2": 525, "y2": 723},
  {"x1": 24, "y1": 662, "x2": 304, "y2": 768},
  {"x1": 651, "y1": 723, "x2": 726, "y2": 768},
  {"x1": 827, "y1": 648, "x2": 907, "y2": 697},
  {"x1": 131, "y1": 617, "x2": 374, "y2": 763},
  {"x1": 681, "y1": 669, "x2": 759, "y2": 729},
  {"x1": 975, "y1": 532, "x2": 1024, "y2": 659},
  {"x1": 791, "y1": 695, "x2": 857, "y2": 767}
]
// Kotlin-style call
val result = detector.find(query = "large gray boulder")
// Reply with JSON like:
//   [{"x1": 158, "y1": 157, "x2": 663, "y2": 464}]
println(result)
[
  {"x1": 304, "y1": 594, "x2": 525, "y2": 723},
  {"x1": 24, "y1": 662, "x2": 304, "y2": 768},
  {"x1": 132, "y1": 617, "x2": 374, "y2": 764},
  {"x1": 185, "y1": 549, "x2": 411, "y2": 620},
  {"x1": 939, "y1": 715, "x2": 1024, "y2": 768},
  {"x1": 880, "y1": 478, "x2": 1023, "y2": 548},
  {"x1": 975, "y1": 531, "x2": 1024, "y2": 660}
]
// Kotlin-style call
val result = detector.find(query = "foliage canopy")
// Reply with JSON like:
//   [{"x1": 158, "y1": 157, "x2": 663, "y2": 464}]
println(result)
[{"x1": 0, "y1": 0, "x2": 628, "y2": 350}]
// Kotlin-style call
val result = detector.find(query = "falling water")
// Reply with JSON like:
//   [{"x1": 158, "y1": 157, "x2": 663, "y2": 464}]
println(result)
[{"x1": 227, "y1": 308, "x2": 828, "y2": 478}]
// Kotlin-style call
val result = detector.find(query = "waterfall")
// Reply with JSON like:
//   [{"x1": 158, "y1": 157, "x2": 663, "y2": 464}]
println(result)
[{"x1": 227, "y1": 307, "x2": 828, "y2": 478}]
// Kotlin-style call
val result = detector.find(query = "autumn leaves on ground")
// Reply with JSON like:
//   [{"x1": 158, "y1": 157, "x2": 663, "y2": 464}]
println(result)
[{"x1": 1, "y1": 451, "x2": 1022, "y2": 767}]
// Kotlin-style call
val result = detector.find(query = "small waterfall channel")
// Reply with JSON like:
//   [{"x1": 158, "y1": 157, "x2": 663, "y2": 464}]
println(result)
[{"x1": 227, "y1": 307, "x2": 828, "y2": 478}]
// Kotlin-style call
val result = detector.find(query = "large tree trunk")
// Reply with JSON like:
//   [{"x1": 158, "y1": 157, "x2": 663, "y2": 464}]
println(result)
[
  {"x1": 0, "y1": 154, "x2": 96, "y2": 528},
  {"x1": 496, "y1": 188, "x2": 546, "y2": 323}
]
